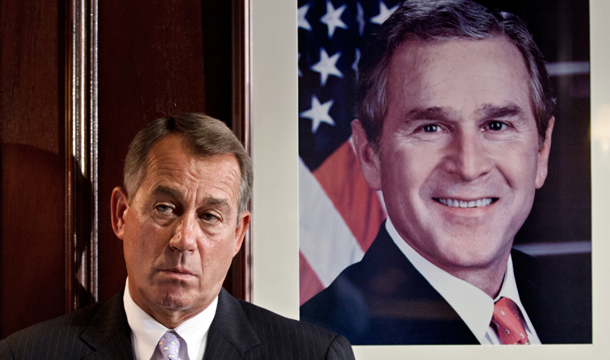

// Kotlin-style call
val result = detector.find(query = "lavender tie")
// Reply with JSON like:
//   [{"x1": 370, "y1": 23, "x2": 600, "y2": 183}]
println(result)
[{"x1": 157, "y1": 331, "x2": 182, "y2": 360}]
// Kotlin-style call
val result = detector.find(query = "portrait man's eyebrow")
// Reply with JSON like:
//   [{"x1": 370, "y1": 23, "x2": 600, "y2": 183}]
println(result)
[
  {"x1": 405, "y1": 104, "x2": 525, "y2": 123},
  {"x1": 299, "y1": 0, "x2": 591, "y2": 346}
]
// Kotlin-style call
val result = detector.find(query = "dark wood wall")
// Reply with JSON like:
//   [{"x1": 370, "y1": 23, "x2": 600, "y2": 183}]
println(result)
[
  {"x1": 0, "y1": 0, "x2": 239, "y2": 338},
  {"x1": 0, "y1": 0, "x2": 67, "y2": 339}
]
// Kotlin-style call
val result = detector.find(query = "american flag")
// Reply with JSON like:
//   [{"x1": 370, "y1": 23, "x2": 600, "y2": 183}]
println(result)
[{"x1": 298, "y1": 0, "x2": 401, "y2": 305}]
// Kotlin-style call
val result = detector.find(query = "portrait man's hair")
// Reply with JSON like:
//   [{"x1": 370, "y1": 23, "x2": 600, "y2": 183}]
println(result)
[{"x1": 356, "y1": 0, "x2": 555, "y2": 151}]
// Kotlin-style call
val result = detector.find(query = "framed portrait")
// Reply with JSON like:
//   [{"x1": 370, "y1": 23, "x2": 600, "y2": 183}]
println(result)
[{"x1": 249, "y1": 0, "x2": 610, "y2": 358}]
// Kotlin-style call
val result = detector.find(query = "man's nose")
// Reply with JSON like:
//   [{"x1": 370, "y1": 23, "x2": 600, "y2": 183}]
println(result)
[
  {"x1": 442, "y1": 130, "x2": 492, "y2": 181},
  {"x1": 169, "y1": 215, "x2": 199, "y2": 252}
]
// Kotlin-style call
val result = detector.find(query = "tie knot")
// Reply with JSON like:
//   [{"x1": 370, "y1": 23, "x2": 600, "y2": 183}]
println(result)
[
  {"x1": 491, "y1": 297, "x2": 530, "y2": 345},
  {"x1": 157, "y1": 331, "x2": 183, "y2": 360}
]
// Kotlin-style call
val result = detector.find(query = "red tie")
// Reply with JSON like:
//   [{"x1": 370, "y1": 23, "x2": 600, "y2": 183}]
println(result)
[{"x1": 491, "y1": 297, "x2": 530, "y2": 345}]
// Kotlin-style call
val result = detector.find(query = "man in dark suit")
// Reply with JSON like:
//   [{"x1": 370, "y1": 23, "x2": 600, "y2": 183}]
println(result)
[
  {"x1": 301, "y1": 0, "x2": 591, "y2": 345},
  {"x1": 1, "y1": 114, "x2": 355, "y2": 359}
]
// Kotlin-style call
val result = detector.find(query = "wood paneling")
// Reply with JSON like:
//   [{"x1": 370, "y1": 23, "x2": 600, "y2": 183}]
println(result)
[
  {"x1": 0, "y1": 0, "x2": 66, "y2": 338},
  {"x1": 0, "y1": 0, "x2": 65, "y2": 154},
  {"x1": 0, "y1": 0, "x2": 243, "y2": 338},
  {"x1": 0, "y1": 145, "x2": 65, "y2": 338}
]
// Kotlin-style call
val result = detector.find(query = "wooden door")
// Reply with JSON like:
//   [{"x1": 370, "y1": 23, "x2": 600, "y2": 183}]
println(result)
[{"x1": 0, "y1": 0, "x2": 250, "y2": 338}]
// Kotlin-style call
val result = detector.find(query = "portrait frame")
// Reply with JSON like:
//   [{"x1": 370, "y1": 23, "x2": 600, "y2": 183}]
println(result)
[{"x1": 249, "y1": 0, "x2": 610, "y2": 358}]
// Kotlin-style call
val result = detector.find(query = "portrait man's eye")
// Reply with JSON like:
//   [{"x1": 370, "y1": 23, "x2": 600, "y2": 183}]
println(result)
[
  {"x1": 422, "y1": 124, "x2": 441, "y2": 133},
  {"x1": 486, "y1": 121, "x2": 507, "y2": 131}
]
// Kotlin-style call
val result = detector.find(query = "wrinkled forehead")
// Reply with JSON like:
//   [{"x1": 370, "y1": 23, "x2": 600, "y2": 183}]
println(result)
[{"x1": 140, "y1": 136, "x2": 241, "y2": 202}]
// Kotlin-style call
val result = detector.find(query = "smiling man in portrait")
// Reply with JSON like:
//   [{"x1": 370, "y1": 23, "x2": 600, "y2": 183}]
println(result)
[{"x1": 301, "y1": 0, "x2": 591, "y2": 345}]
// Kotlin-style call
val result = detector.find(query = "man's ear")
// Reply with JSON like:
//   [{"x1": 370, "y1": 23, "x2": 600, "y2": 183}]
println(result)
[
  {"x1": 233, "y1": 210, "x2": 251, "y2": 256},
  {"x1": 535, "y1": 117, "x2": 555, "y2": 189},
  {"x1": 352, "y1": 120, "x2": 382, "y2": 190},
  {"x1": 111, "y1": 186, "x2": 130, "y2": 240}
]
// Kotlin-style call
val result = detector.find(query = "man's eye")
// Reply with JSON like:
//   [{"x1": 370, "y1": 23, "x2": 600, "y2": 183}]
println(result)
[
  {"x1": 155, "y1": 204, "x2": 173, "y2": 214},
  {"x1": 201, "y1": 213, "x2": 219, "y2": 222},
  {"x1": 422, "y1": 124, "x2": 440, "y2": 133},
  {"x1": 487, "y1": 121, "x2": 506, "y2": 131}
]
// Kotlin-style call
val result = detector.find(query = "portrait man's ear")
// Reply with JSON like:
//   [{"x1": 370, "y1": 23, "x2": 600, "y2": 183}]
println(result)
[
  {"x1": 351, "y1": 119, "x2": 382, "y2": 191},
  {"x1": 536, "y1": 116, "x2": 555, "y2": 189},
  {"x1": 110, "y1": 186, "x2": 130, "y2": 240}
]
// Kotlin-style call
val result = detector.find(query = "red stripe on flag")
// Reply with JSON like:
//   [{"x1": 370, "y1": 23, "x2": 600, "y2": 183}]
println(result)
[
  {"x1": 313, "y1": 140, "x2": 386, "y2": 252},
  {"x1": 299, "y1": 251, "x2": 325, "y2": 305}
]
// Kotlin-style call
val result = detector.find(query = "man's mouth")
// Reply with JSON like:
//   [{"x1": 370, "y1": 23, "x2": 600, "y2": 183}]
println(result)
[
  {"x1": 160, "y1": 268, "x2": 196, "y2": 276},
  {"x1": 434, "y1": 197, "x2": 497, "y2": 208}
]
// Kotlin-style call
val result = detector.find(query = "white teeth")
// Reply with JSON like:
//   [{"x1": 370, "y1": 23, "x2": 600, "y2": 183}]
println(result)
[{"x1": 437, "y1": 198, "x2": 493, "y2": 208}]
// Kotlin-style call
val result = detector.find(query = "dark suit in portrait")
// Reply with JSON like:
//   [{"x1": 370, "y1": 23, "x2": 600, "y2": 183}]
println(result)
[
  {"x1": 1, "y1": 288, "x2": 353, "y2": 360},
  {"x1": 301, "y1": 224, "x2": 591, "y2": 345}
]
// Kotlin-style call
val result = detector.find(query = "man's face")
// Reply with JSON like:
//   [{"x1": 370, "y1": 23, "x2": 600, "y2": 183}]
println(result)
[
  {"x1": 112, "y1": 135, "x2": 249, "y2": 323},
  {"x1": 354, "y1": 37, "x2": 553, "y2": 275}
]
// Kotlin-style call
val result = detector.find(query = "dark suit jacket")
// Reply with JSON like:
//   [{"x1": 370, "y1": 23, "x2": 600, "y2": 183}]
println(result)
[
  {"x1": 1, "y1": 288, "x2": 355, "y2": 360},
  {"x1": 300, "y1": 224, "x2": 591, "y2": 345}
]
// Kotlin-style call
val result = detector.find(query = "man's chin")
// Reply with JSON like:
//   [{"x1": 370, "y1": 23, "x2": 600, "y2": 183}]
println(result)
[
  {"x1": 147, "y1": 282, "x2": 194, "y2": 309},
  {"x1": 435, "y1": 245, "x2": 510, "y2": 273},
  {"x1": 423, "y1": 234, "x2": 511, "y2": 269},
  {"x1": 156, "y1": 291, "x2": 195, "y2": 310}
]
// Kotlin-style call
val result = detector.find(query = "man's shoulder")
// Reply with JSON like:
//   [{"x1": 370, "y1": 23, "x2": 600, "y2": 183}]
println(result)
[
  {"x1": 300, "y1": 223, "x2": 412, "y2": 317},
  {"x1": 300, "y1": 225, "x2": 477, "y2": 345},
  {"x1": 210, "y1": 289, "x2": 354, "y2": 359},
  {"x1": 0, "y1": 293, "x2": 127, "y2": 360},
  {"x1": 2, "y1": 299, "x2": 104, "y2": 343}
]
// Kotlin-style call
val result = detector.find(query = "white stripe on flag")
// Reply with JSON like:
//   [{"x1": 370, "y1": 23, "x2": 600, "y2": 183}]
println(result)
[{"x1": 299, "y1": 158, "x2": 365, "y2": 287}]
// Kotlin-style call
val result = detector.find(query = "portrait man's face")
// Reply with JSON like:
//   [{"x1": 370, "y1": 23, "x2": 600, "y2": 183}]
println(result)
[
  {"x1": 112, "y1": 134, "x2": 249, "y2": 319},
  {"x1": 354, "y1": 36, "x2": 553, "y2": 274}
]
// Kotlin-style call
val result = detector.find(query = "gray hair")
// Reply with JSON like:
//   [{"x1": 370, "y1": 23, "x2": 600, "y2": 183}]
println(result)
[
  {"x1": 124, "y1": 113, "x2": 253, "y2": 215},
  {"x1": 356, "y1": 0, "x2": 555, "y2": 151}
]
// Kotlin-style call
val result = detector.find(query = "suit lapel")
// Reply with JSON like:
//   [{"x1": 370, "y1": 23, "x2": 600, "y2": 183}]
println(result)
[
  {"x1": 203, "y1": 289, "x2": 260, "y2": 360},
  {"x1": 512, "y1": 249, "x2": 568, "y2": 344},
  {"x1": 79, "y1": 292, "x2": 134, "y2": 360}
]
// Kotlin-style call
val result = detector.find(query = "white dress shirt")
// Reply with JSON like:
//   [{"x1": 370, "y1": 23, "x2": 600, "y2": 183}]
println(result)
[
  {"x1": 123, "y1": 279, "x2": 218, "y2": 360},
  {"x1": 386, "y1": 218, "x2": 541, "y2": 344}
]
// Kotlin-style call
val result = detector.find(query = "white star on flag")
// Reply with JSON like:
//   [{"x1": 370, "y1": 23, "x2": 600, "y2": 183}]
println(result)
[
  {"x1": 320, "y1": 1, "x2": 348, "y2": 39},
  {"x1": 356, "y1": 2, "x2": 366, "y2": 36},
  {"x1": 352, "y1": 48, "x2": 361, "y2": 72},
  {"x1": 300, "y1": 95, "x2": 335, "y2": 133},
  {"x1": 311, "y1": 48, "x2": 343, "y2": 86},
  {"x1": 298, "y1": 4, "x2": 312, "y2": 31},
  {"x1": 370, "y1": 1, "x2": 398, "y2": 25}
]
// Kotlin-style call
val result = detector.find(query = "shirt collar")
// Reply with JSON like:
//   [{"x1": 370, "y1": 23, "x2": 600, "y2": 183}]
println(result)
[
  {"x1": 123, "y1": 278, "x2": 218, "y2": 360},
  {"x1": 385, "y1": 218, "x2": 530, "y2": 344}
]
